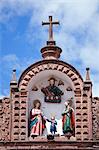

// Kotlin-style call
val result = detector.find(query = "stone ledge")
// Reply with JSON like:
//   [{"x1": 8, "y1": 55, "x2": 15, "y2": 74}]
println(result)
[{"x1": 0, "y1": 140, "x2": 99, "y2": 150}]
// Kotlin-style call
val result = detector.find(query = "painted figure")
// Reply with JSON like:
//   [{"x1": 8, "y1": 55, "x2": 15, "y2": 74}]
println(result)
[
  {"x1": 47, "y1": 116, "x2": 57, "y2": 134},
  {"x1": 41, "y1": 77, "x2": 64, "y2": 103},
  {"x1": 62, "y1": 101, "x2": 75, "y2": 136},
  {"x1": 30, "y1": 100, "x2": 46, "y2": 137}
]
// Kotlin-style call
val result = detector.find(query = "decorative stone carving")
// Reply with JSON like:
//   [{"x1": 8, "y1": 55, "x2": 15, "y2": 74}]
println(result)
[
  {"x1": 92, "y1": 97, "x2": 99, "y2": 139},
  {"x1": 58, "y1": 80, "x2": 64, "y2": 86},
  {"x1": 66, "y1": 87, "x2": 72, "y2": 91},
  {"x1": 18, "y1": 60, "x2": 83, "y2": 91},
  {"x1": 0, "y1": 98, "x2": 11, "y2": 141},
  {"x1": 32, "y1": 86, "x2": 38, "y2": 91}
]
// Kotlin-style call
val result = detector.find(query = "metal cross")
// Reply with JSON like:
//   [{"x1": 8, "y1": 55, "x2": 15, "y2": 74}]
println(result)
[{"x1": 42, "y1": 16, "x2": 59, "y2": 41}]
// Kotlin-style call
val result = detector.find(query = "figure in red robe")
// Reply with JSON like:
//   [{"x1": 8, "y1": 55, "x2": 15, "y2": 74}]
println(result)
[{"x1": 30, "y1": 100, "x2": 46, "y2": 137}]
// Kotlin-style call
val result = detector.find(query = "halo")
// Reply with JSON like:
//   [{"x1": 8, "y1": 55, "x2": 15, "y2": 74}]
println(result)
[{"x1": 48, "y1": 76, "x2": 57, "y2": 81}]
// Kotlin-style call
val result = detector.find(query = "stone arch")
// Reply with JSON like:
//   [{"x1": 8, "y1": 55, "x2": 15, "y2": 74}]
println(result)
[
  {"x1": 18, "y1": 60, "x2": 83, "y2": 139},
  {"x1": 18, "y1": 60, "x2": 83, "y2": 91}
]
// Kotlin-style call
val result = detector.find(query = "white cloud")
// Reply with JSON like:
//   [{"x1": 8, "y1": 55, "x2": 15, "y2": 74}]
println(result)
[
  {"x1": 0, "y1": 95, "x2": 4, "y2": 99},
  {"x1": 80, "y1": 46, "x2": 99, "y2": 71},
  {"x1": 0, "y1": 54, "x2": 38, "y2": 96},
  {"x1": 2, "y1": 54, "x2": 22, "y2": 71},
  {"x1": 0, "y1": 0, "x2": 99, "y2": 96},
  {"x1": 1, "y1": 54, "x2": 38, "y2": 73},
  {"x1": 2, "y1": 54, "x2": 18, "y2": 61}
]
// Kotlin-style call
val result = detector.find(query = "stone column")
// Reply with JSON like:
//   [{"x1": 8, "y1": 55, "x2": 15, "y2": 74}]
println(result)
[
  {"x1": 19, "y1": 90, "x2": 28, "y2": 141},
  {"x1": 75, "y1": 88, "x2": 82, "y2": 140},
  {"x1": 11, "y1": 91, "x2": 20, "y2": 141},
  {"x1": 82, "y1": 68, "x2": 92, "y2": 140}
]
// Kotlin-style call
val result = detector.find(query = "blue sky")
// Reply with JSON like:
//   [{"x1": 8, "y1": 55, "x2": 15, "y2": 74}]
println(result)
[{"x1": 0, "y1": 0, "x2": 99, "y2": 97}]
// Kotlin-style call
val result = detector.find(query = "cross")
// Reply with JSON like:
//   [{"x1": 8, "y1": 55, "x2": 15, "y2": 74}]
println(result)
[{"x1": 42, "y1": 16, "x2": 59, "y2": 41}]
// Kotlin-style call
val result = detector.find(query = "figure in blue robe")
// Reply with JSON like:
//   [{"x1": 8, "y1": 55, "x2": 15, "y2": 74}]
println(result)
[{"x1": 47, "y1": 116, "x2": 57, "y2": 134}]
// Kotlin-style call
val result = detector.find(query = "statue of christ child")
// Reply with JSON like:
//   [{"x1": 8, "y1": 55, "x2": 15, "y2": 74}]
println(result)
[
  {"x1": 47, "y1": 116, "x2": 57, "y2": 134},
  {"x1": 30, "y1": 100, "x2": 46, "y2": 137}
]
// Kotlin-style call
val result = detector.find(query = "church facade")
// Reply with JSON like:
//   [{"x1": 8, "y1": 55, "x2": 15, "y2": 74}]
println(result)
[{"x1": 0, "y1": 16, "x2": 99, "y2": 149}]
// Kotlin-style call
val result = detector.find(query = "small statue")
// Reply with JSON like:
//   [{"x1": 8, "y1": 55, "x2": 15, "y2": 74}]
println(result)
[
  {"x1": 41, "y1": 77, "x2": 64, "y2": 103},
  {"x1": 62, "y1": 101, "x2": 75, "y2": 137},
  {"x1": 47, "y1": 116, "x2": 57, "y2": 134},
  {"x1": 30, "y1": 100, "x2": 46, "y2": 137}
]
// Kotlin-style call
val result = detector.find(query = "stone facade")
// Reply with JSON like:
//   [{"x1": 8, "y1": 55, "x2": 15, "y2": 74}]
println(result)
[
  {"x1": 0, "y1": 16, "x2": 99, "y2": 149},
  {"x1": 0, "y1": 61, "x2": 99, "y2": 143},
  {"x1": 92, "y1": 97, "x2": 99, "y2": 140},
  {"x1": 0, "y1": 98, "x2": 11, "y2": 141}
]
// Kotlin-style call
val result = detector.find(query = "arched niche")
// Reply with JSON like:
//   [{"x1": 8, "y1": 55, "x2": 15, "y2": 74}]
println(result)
[
  {"x1": 27, "y1": 70, "x2": 75, "y2": 135},
  {"x1": 18, "y1": 60, "x2": 83, "y2": 137}
]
